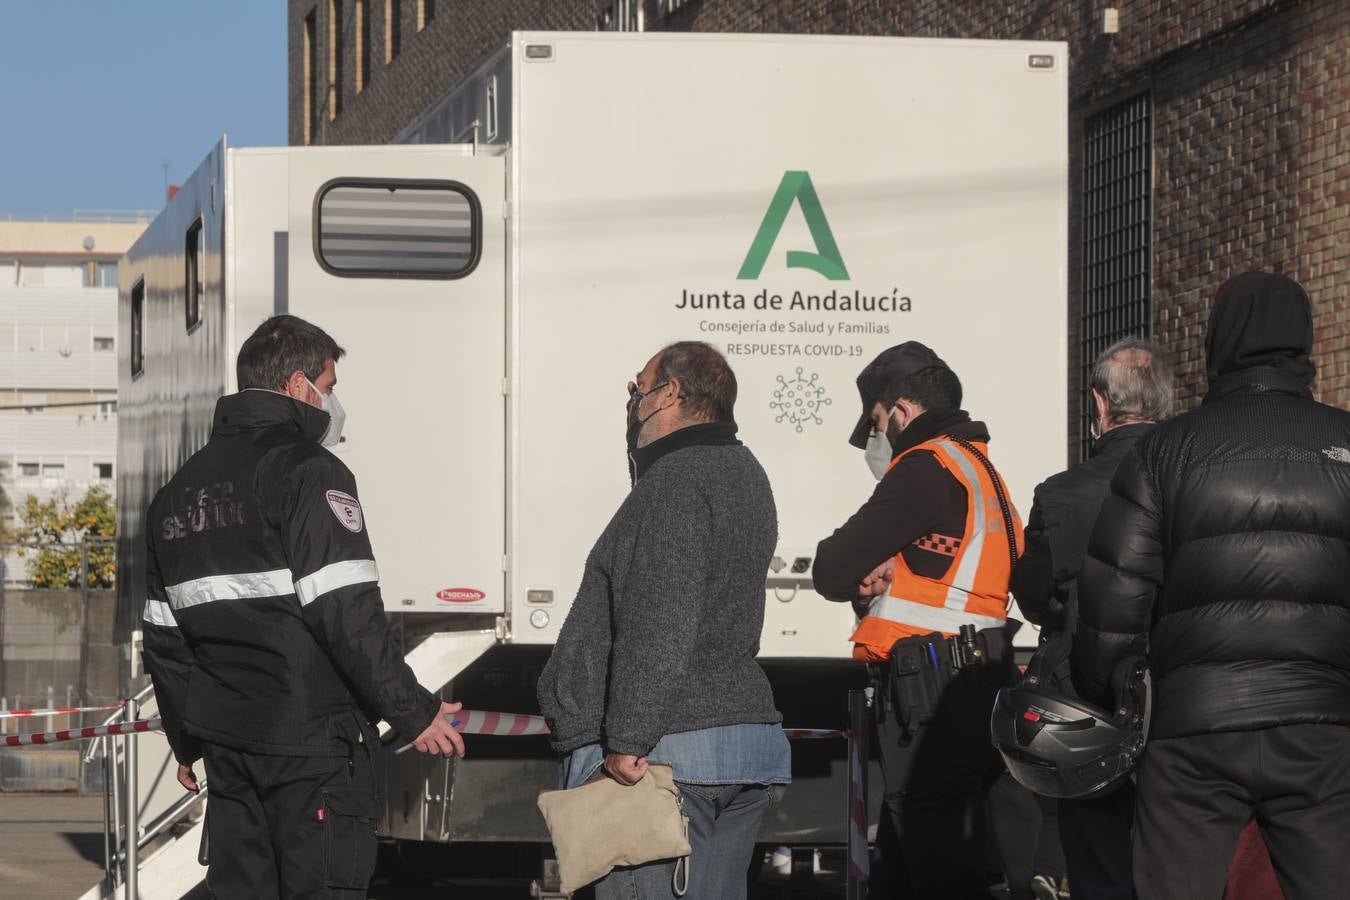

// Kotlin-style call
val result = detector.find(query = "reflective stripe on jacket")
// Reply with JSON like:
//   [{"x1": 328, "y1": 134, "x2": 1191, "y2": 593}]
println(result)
[{"x1": 849, "y1": 437, "x2": 1023, "y2": 663}]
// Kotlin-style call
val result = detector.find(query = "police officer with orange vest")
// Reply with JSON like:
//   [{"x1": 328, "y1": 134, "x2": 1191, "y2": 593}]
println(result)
[{"x1": 814, "y1": 342, "x2": 1024, "y2": 899}]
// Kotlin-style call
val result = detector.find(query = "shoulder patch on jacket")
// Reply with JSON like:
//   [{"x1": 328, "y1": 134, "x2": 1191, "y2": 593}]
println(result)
[{"x1": 326, "y1": 490, "x2": 363, "y2": 532}]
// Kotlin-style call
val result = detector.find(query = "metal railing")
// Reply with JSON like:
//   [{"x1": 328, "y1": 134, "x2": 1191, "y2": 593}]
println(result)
[{"x1": 84, "y1": 674, "x2": 208, "y2": 895}]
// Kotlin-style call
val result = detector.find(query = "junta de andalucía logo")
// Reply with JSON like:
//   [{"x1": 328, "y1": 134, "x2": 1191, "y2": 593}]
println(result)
[{"x1": 738, "y1": 171, "x2": 850, "y2": 281}]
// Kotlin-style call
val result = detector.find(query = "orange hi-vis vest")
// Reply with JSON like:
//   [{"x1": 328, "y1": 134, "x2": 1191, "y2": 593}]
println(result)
[{"x1": 850, "y1": 436, "x2": 1024, "y2": 663}]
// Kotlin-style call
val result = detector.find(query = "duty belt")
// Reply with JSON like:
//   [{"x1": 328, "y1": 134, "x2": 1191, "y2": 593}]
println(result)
[{"x1": 948, "y1": 623, "x2": 1011, "y2": 669}]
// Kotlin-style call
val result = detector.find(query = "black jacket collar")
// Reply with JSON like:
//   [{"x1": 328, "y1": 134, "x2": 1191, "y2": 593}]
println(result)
[
  {"x1": 213, "y1": 390, "x2": 330, "y2": 443},
  {"x1": 1091, "y1": 422, "x2": 1154, "y2": 458},
  {"x1": 1204, "y1": 366, "x2": 1314, "y2": 406},
  {"x1": 889, "y1": 409, "x2": 989, "y2": 458},
  {"x1": 629, "y1": 421, "x2": 741, "y2": 483}
]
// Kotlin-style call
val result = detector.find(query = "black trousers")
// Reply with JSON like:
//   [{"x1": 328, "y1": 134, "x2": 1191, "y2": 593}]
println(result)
[
  {"x1": 874, "y1": 653, "x2": 1013, "y2": 899},
  {"x1": 1058, "y1": 781, "x2": 1135, "y2": 900},
  {"x1": 201, "y1": 725, "x2": 378, "y2": 900},
  {"x1": 987, "y1": 774, "x2": 1066, "y2": 900},
  {"x1": 1134, "y1": 724, "x2": 1350, "y2": 900}
]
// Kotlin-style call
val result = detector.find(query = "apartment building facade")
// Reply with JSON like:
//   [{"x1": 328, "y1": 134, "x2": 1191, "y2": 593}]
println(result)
[{"x1": 1, "y1": 215, "x2": 149, "y2": 584}]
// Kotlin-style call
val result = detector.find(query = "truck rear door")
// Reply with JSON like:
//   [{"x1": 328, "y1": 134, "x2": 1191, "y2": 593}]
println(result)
[{"x1": 284, "y1": 147, "x2": 506, "y2": 615}]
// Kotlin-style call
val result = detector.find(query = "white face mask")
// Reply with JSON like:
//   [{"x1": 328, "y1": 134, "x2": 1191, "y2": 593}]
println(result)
[
  {"x1": 306, "y1": 377, "x2": 346, "y2": 448},
  {"x1": 865, "y1": 428, "x2": 894, "y2": 481}
]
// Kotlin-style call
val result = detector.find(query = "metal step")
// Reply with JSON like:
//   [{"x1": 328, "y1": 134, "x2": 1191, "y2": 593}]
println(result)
[{"x1": 77, "y1": 814, "x2": 207, "y2": 900}]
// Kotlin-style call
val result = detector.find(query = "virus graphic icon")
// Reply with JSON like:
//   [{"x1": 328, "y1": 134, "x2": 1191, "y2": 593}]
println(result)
[{"x1": 771, "y1": 368, "x2": 831, "y2": 433}]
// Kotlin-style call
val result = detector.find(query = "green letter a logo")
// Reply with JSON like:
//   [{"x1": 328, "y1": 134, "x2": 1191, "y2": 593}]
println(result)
[{"x1": 738, "y1": 171, "x2": 849, "y2": 281}]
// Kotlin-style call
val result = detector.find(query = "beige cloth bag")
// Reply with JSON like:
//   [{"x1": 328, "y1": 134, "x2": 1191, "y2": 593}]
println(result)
[{"x1": 537, "y1": 763, "x2": 691, "y2": 895}]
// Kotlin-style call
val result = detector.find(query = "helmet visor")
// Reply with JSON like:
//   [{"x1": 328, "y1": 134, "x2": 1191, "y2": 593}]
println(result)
[{"x1": 998, "y1": 744, "x2": 1137, "y2": 799}]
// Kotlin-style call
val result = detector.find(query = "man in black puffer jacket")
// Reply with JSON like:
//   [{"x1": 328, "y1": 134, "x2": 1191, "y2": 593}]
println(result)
[{"x1": 1073, "y1": 271, "x2": 1350, "y2": 900}]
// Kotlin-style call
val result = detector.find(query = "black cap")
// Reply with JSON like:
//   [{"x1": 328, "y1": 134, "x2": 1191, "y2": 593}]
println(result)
[{"x1": 848, "y1": 341, "x2": 951, "y2": 448}]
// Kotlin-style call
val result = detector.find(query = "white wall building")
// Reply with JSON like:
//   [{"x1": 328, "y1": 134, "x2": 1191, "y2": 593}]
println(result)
[{"x1": 1, "y1": 214, "x2": 149, "y2": 585}]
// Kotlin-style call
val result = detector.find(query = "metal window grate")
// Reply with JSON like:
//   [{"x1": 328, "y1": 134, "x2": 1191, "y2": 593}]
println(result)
[{"x1": 1081, "y1": 93, "x2": 1152, "y2": 458}]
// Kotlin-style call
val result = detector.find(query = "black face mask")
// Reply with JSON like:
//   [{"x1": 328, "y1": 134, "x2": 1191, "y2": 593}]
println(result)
[
  {"x1": 625, "y1": 401, "x2": 643, "y2": 452},
  {"x1": 625, "y1": 381, "x2": 669, "y2": 453}
]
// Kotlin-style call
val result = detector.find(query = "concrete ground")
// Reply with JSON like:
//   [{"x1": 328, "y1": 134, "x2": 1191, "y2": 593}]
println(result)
[{"x1": 0, "y1": 793, "x2": 107, "y2": 899}]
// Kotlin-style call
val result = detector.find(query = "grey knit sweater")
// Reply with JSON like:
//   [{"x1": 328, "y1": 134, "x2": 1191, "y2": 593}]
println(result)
[{"x1": 536, "y1": 425, "x2": 782, "y2": 756}]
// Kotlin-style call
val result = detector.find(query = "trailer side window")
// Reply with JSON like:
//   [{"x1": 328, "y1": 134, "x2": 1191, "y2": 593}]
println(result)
[
  {"x1": 314, "y1": 179, "x2": 481, "y2": 279},
  {"x1": 485, "y1": 76, "x2": 499, "y2": 141},
  {"x1": 130, "y1": 278, "x2": 145, "y2": 378},
  {"x1": 185, "y1": 218, "x2": 204, "y2": 332}
]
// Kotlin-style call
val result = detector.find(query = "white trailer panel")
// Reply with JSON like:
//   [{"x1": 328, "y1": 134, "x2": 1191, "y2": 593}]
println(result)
[{"x1": 505, "y1": 33, "x2": 1067, "y2": 653}]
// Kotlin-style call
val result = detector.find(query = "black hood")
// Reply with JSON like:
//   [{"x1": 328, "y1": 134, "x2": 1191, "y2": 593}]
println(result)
[{"x1": 1205, "y1": 271, "x2": 1315, "y2": 385}]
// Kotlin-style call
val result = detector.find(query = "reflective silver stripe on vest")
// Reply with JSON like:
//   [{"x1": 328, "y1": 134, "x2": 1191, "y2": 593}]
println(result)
[
  {"x1": 294, "y1": 559, "x2": 379, "y2": 607},
  {"x1": 142, "y1": 597, "x2": 178, "y2": 627},
  {"x1": 867, "y1": 594, "x2": 1005, "y2": 634},
  {"x1": 931, "y1": 440, "x2": 988, "y2": 612},
  {"x1": 165, "y1": 569, "x2": 296, "y2": 611}
]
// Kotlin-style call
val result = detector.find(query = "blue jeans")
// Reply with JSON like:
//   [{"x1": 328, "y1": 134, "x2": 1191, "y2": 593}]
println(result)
[{"x1": 593, "y1": 782, "x2": 781, "y2": 900}]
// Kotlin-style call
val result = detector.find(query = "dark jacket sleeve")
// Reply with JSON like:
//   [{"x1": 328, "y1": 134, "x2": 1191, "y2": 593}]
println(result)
[
  {"x1": 812, "y1": 452, "x2": 953, "y2": 604},
  {"x1": 140, "y1": 531, "x2": 201, "y2": 766},
  {"x1": 282, "y1": 455, "x2": 440, "y2": 744},
  {"x1": 603, "y1": 480, "x2": 710, "y2": 756},
  {"x1": 1010, "y1": 489, "x2": 1064, "y2": 629},
  {"x1": 1071, "y1": 449, "x2": 1163, "y2": 706}
]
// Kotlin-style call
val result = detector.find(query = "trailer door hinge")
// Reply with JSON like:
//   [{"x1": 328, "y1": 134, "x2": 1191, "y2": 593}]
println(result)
[
  {"x1": 501, "y1": 377, "x2": 510, "y2": 396},
  {"x1": 502, "y1": 554, "x2": 510, "y2": 573},
  {"x1": 502, "y1": 200, "x2": 512, "y2": 220}
]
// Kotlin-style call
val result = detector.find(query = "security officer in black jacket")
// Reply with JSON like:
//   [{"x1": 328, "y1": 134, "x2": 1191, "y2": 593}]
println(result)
[
  {"x1": 1075, "y1": 272, "x2": 1350, "y2": 900},
  {"x1": 1011, "y1": 337, "x2": 1172, "y2": 900},
  {"x1": 142, "y1": 315, "x2": 465, "y2": 900}
]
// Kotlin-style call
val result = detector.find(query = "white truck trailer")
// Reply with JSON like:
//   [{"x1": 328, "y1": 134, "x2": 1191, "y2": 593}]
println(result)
[{"x1": 110, "y1": 31, "x2": 1066, "y2": 891}]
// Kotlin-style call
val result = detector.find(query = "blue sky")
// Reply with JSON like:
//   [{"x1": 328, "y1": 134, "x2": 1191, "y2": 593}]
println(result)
[{"x1": 0, "y1": 2, "x2": 285, "y2": 214}]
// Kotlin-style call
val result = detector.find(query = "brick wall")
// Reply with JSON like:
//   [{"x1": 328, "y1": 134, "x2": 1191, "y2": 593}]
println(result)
[
  {"x1": 288, "y1": 1, "x2": 596, "y2": 146},
  {"x1": 289, "y1": 0, "x2": 1349, "y2": 457}
]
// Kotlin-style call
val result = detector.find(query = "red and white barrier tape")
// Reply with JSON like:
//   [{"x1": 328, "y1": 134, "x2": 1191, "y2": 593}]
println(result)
[
  {"x1": 458, "y1": 709, "x2": 550, "y2": 737},
  {"x1": 846, "y1": 733, "x2": 870, "y2": 880},
  {"x1": 782, "y1": 728, "x2": 846, "y2": 740},
  {"x1": 2, "y1": 717, "x2": 161, "y2": 748},
  {"x1": 0, "y1": 703, "x2": 124, "y2": 720},
  {"x1": 393, "y1": 710, "x2": 549, "y2": 755}
]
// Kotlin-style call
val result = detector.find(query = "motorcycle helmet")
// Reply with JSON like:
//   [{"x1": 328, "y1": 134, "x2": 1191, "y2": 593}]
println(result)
[{"x1": 991, "y1": 632, "x2": 1147, "y2": 799}]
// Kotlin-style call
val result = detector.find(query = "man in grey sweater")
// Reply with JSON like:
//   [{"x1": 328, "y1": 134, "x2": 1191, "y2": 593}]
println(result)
[{"x1": 538, "y1": 341, "x2": 789, "y2": 900}]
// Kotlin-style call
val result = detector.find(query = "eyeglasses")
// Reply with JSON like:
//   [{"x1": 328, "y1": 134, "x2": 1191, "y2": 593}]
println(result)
[{"x1": 628, "y1": 380, "x2": 670, "y2": 405}]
